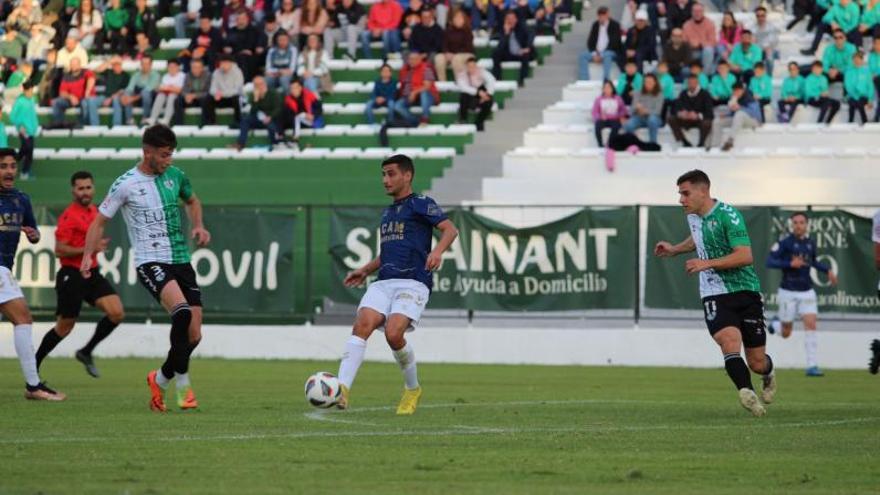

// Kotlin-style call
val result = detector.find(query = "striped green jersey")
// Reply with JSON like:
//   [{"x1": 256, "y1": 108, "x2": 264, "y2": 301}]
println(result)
[
  {"x1": 99, "y1": 165, "x2": 193, "y2": 266},
  {"x1": 687, "y1": 201, "x2": 761, "y2": 298}
]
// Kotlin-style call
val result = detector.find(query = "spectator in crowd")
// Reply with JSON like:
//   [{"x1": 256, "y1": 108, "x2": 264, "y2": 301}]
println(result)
[
  {"x1": 623, "y1": 73, "x2": 664, "y2": 144},
  {"x1": 176, "y1": 58, "x2": 211, "y2": 124},
  {"x1": 26, "y1": 23, "x2": 56, "y2": 70},
  {"x1": 365, "y1": 63, "x2": 396, "y2": 124},
  {"x1": 3, "y1": 62, "x2": 33, "y2": 108},
  {"x1": 70, "y1": 0, "x2": 103, "y2": 51},
  {"x1": 616, "y1": 59, "x2": 643, "y2": 105},
  {"x1": 591, "y1": 80, "x2": 627, "y2": 147},
  {"x1": 50, "y1": 58, "x2": 97, "y2": 128},
  {"x1": 532, "y1": 3, "x2": 557, "y2": 37},
  {"x1": 100, "y1": 0, "x2": 130, "y2": 55},
  {"x1": 457, "y1": 56, "x2": 496, "y2": 131},
  {"x1": 748, "y1": 62, "x2": 772, "y2": 122},
  {"x1": 410, "y1": 9, "x2": 444, "y2": 61},
  {"x1": 656, "y1": 61, "x2": 677, "y2": 120},
  {"x1": 710, "y1": 60, "x2": 735, "y2": 105},
  {"x1": 361, "y1": 0, "x2": 403, "y2": 58},
  {"x1": 297, "y1": 34, "x2": 331, "y2": 94},
  {"x1": 0, "y1": 27, "x2": 27, "y2": 67},
  {"x1": 805, "y1": 60, "x2": 840, "y2": 123},
  {"x1": 324, "y1": 0, "x2": 366, "y2": 60},
  {"x1": 662, "y1": 28, "x2": 690, "y2": 82},
  {"x1": 116, "y1": 55, "x2": 159, "y2": 126},
  {"x1": 279, "y1": 78, "x2": 324, "y2": 144},
  {"x1": 131, "y1": 32, "x2": 153, "y2": 60},
  {"x1": 717, "y1": 11, "x2": 741, "y2": 63},
  {"x1": 7, "y1": 0, "x2": 42, "y2": 34},
  {"x1": 266, "y1": 31, "x2": 298, "y2": 90},
  {"x1": 173, "y1": 0, "x2": 202, "y2": 38},
  {"x1": 492, "y1": 11, "x2": 533, "y2": 87},
  {"x1": 860, "y1": 0, "x2": 880, "y2": 40},
  {"x1": 668, "y1": 73, "x2": 714, "y2": 148},
  {"x1": 752, "y1": 6, "x2": 779, "y2": 75},
  {"x1": 778, "y1": 61, "x2": 805, "y2": 122},
  {"x1": 822, "y1": 29, "x2": 856, "y2": 83},
  {"x1": 222, "y1": 0, "x2": 253, "y2": 33},
  {"x1": 787, "y1": 0, "x2": 815, "y2": 31},
  {"x1": 728, "y1": 30, "x2": 762, "y2": 83},
  {"x1": 277, "y1": 0, "x2": 297, "y2": 33},
  {"x1": 870, "y1": 37, "x2": 880, "y2": 120},
  {"x1": 844, "y1": 51, "x2": 873, "y2": 124},
  {"x1": 579, "y1": 6, "x2": 623, "y2": 82},
  {"x1": 424, "y1": 0, "x2": 450, "y2": 28},
  {"x1": 144, "y1": 59, "x2": 186, "y2": 126},
  {"x1": 436, "y1": 8, "x2": 475, "y2": 82},
  {"x1": 57, "y1": 31, "x2": 89, "y2": 72},
  {"x1": 37, "y1": 49, "x2": 57, "y2": 105},
  {"x1": 188, "y1": 15, "x2": 224, "y2": 69},
  {"x1": 263, "y1": 15, "x2": 283, "y2": 45},
  {"x1": 9, "y1": 82, "x2": 38, "y2": 180},
  {"x1": 225, "y1": 10, "x2": 261, "y2": 80},
  {"x1": 682, "y1": 3, "x2": 718, "y2": 74},
  {"x1": 804, "y1": 0, "x2": 860, "y2": 55},
  {"x1": 98, "y1": 56, "x2": 130, "y2": 123},
  {"x1": 665, "y1": 0, "x2": 694, "y2": 34},
  {"x1": 689, "y1": 60, "x2": 710, "y2": 89},
  {"x1": 129, "y1": 0, "x2": 160, "y2": 49},
  {"x1": 203, "y1": 54, "x2": 244, "y2": 126},
  {"x1": 400, "y1": 0, "x2": 426, "y2": 44},
  {"x1": 232, "y1": 75, "x2": 282, "y2": 150},
  {"x1": 293, "y1": 0, "x2": 330, "y2": 49},
  {"x1": 625, "y1": 10, "x2": 657, "y2": 68},
  {"x1": 391, "y1": 51, "x2": 439, "y2": 126},
  {"x1": 714, "y1": 82, "x2": 761, "y2": 151}
]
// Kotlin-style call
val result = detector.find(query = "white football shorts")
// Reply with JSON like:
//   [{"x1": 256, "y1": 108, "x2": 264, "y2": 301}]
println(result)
[
  {"x1": 776, "y1": 288, "x2": 818, "y2": 322},
  {"x1": 358, "y1": 279, "x2": 430, "y2": 332}
]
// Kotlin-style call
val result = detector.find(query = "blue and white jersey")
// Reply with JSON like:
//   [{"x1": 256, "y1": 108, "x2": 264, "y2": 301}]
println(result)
[
  {"x1": 0, "y1": 188, "x2": 37, "y2": 270},
  {"x1": 766, "y1": 234, "x2": 830, "y2": 292},
  {"x1": 377, "y1": 194, "x2": 448, "y2": 290}
]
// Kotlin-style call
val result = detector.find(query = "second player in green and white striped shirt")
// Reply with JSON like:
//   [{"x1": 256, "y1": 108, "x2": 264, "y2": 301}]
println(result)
[{"x1": 654, "y1": 169, "x2": 776, "y2": 418}]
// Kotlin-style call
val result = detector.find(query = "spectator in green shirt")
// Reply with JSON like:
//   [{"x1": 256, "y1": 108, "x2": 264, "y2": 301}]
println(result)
[
  {"x1": 710, "y1": 60, "x2": 736, "y2": 105},
  {"x1": 114, "y1": 55, "x2": 159, "y2": 126},
  {"x1": 805, "y1": 61, "x2": 840, "y2": 123},
  {"x1": 870, "y1": 37, "x2": 880, "y2": 121},
  {"x1": 688, "y1": 61, "x2": 710, "y2": 90},
  {"x1": 844, "y1": 51, "x2": 873, "y2": 124},
  {"x1": 231, "y1": 75, "x2": 283, "y2": 150},
  {"x1": 0, "y1": 28, "x2": 27, "y2": 62},
  {"x1": 804, "y1": 0, "x2": 862, "y2": 54},
  {"x1": 822, "y1": 29, "x2": 857, "y2": 83},
  {"x1": 778, "y1": 62, "x2": 805, "y2": 123},
  {"x1": 656, "y1": 61, "x2": 676, "y2": 122},
  {"x1": 3, "y1": 62, "x2": 33, "y2": 109},
  {"x1": 98, "y1": 0, "x2": 130, "y2": 54},
  {"x1": 728, "y1": 30, "x2": 763, "y2": 84},
  {"x1": 616, "y1": 60, "x2": 643, "y2": 106},
  {"x1": 9, "y1": 83, "x2": 38, "y2": 179},
  {"x1": 97, "y1": 56, "x2": 131, "y2": 122},
  {"x1": 747, "y1": 63, "x2": 772, "y2": 122}
]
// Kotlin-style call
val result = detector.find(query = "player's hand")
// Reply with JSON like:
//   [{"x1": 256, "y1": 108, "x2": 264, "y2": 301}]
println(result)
[
  {"x1": 80, "y1": 257, "x2": 93, "y2": 279},
  {"x1": 21, "y1": 226, "x2": 39, "y2": 243},
  {"x1": 790, "y1": 255, "x2": 806, "y2": 269},
  {"x1": 685, "y1": 258, "x2": 711, "y2": 274},
  {"x1": 828, "y1": 271, "x2": 839, "y2": 286},
  {"x1": 191, "y1": 226, "x2": 211, "y2": 247},
  {"x1": 97, "y1": 237, "x2": 110, "y2": 253},
  {"x1": 425, "y1": 251, "x2": 442, "y2": 271},
  {"x1": 344, "y1": 269, "x2": 367, "y2": 287},
  {"x1": 654, "y1": 241, "x2": 675, "y2": 257}
]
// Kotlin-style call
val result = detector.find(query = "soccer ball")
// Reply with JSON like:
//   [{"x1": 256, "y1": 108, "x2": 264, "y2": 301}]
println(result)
[{"x1": 304, "y1": 372, "x2": 341, "y2": 408}]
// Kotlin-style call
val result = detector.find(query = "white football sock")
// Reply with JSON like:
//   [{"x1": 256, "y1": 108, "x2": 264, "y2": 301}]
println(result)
[
  {"x1": 338, "y1": 335, "x2": 367, "y2": 389},
  {"x1": 13, "y1": 324, "x2": 40, "y2": 387},
  {"x1": 805, "y1": 330, "x2": 819, "y2": 369},
  {"x1": 392, "y1": 342, "x2": 419, "y2": 390},
  {"x1": 156, "y1": 369, "x2": 171, "y2": 389},
  {"x1": 175, "y1": 372, "x2": 190, "y2": 388}
]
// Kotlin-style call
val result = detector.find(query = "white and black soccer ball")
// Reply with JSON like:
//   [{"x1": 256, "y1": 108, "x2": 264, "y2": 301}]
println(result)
[{"x1": 304, "y1": 372, "x2": 341, "y2": 408}]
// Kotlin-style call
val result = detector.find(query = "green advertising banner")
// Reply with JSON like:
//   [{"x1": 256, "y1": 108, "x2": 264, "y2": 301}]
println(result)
[
  {"x1": 645, "y1": 206, "x2": 880, "y2": 313},
  {"x1": 328, "y1": 207, "x2": 637, "y2": 311},
  {"x1": 14, "y1": 207, "x2": 296, "y2": 315}
]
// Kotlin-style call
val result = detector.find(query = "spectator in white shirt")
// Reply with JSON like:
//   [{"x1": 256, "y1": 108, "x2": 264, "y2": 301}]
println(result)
[
  {"x1": 456, "y1": 56, "x2": 495, "y2": 131},
  {"x1": 56, "y1": 31, "x2": 89, "y2": 72},
  {"x1": 174, "y1": 0, "x2": 202, "y2": 38},
  {"x1": 751, "y1": 6, "x2": 779, "y2": 75},
  {"x1": 144, "y1": 59, "x2": 187, "y2": 126},
  {"x1": 297, "y1": 34, "x2": 331, "y2": 94}
]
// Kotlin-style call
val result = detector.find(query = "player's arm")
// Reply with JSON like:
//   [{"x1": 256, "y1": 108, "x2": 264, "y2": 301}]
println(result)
[
  {"x1": 81, "y1": 213, "x2": 110, "y2": 277},
  {"x1": 654, "y1": 236, "x2": 695, "y2": 257},
  {"x1": 809, "y1": 242, "x2": 837, "y2": 284},
  {"x1": 426, "y1": 219, "x2": 458, "y2": 271},
  {"x1": 343, "y1": 256, "x2": 381, "y2": 287},
  {"x1": 20, "y1": 196, "x2": 40, "y2": 244},
  {"x1": 687, "y1": 245, "x2": 753, "y2": 274},
  {"x1": 765, "y1": 240, "x2": 790, "y2": 270},
  {"x1": 183, "y1": 192, "x2": 211, "y2": 247}
]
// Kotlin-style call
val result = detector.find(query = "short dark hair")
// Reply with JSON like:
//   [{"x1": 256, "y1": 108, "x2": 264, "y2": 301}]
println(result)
[
  {"x1": 741, "y1": 29, "x2": 752, "y2": 36},
  {"x1": 0, "y1": 148, "x2": 17, "y2": 159},
  {"x1": 677, "y1": 169, "x2": 711, "y2": 187},
  {"x1": 71, "y1": 170, "x2": 93, "y2": 185},
  {"x1": 754, "y1": 61, "x2": 766, "y2": 70},
  {"x1": 755, "y1": 5, "x2": 767, "y2": 13},
  {"x1": 22, "y1": 81, "x2": 33, "y2": 91},
  {"x1": 168, "y1": 58, "x2": 180, "y2": 65},
  {"x1": 790, "y1": 211, "x2": 809, "y2": 221},
  {"x1": 717, "y1": 60, "x2": 729, "y2": 67},
  {"x1": 381, "y1": 154, "x2": 415, "y2": 181},
  {"x1": 811, "y1": 60, "x2": 823, "y2": 69},
  {"x1": 466, "y1": 56, "x2": 477, "y2": 64},
  {"x1": 142, "y1": 124, "x2": 178, "y2": 149},
  {"x1": 733, "y1": 82, "x2": 744, "y2": 90},
  {"x1": 597, "y1": 5, "x2": 608, "y2": 14}
]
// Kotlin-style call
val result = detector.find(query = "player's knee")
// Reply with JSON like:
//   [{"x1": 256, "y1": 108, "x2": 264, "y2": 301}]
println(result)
[
  {"x1": 55, "y1": 322, "x2": 75, "y2": 337},
  {"x1": 109, "y1": 308, "x2": 125, "y2": 324},
  {"x1": 385, "y1": 332, "x2": 405, "y2": 350},
  {"x1": 352, "y1": 320, "x2": 377, "y2": 339},
  {"x1": 746, "y1": 355, "x2": 766, "y2": 373}
]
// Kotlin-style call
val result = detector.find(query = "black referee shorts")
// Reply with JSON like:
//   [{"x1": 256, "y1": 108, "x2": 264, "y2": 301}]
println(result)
[{"x1": 55, "y1": 266, "x2": 117, "y2": 318}]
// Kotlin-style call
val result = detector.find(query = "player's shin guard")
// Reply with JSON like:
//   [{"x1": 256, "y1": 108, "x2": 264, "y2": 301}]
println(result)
[
  {"x1": 392, "y1": 342, "x2": 419, "y2": 390},
  {"x1": 724, "y1": 353, "x2": 754, "y2": 390},
  {"x1": 35, "y1": 328, "x2": 64, "y2": 369},
  {"x1": 338, "y1": 335, "x2": 367, "y2": 389},
  {"x1": 13, "y1": 324, "x2": 40, "y2": 387},
  {"x1": 80, "y1": 317, "x2": 120, "y2": 355}
]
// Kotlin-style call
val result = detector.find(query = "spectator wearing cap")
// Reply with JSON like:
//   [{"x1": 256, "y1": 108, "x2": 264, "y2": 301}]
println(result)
[
  {"x1": 456, "y1": 56, "x2": 496, "y2": 131},
  {"x1": 579, "y1": 6, "x2": 623, "y2": 82},
  {"x1": 202, "y1": 54, "x2": 244, "y2": 126},
  {"x1": 492, "y1": 11, "x2": 534, "y2": 87},
  {"x1": 297, "y1": 34, "x2": 331, "y2": 94},
  {"x1": 844, "y1": 51, "x2": 873, "y2": 124},
  {"x1": 97, "y1": 56, "x2": 131, "y2": 120},
  {"x1": 682, "y1": 3, "x2": 717, "y2": 75},
  {"x1": 360, "y1": 0, "x2": 403, "y2": 59},
  {"x1": 392, "y1": 51, "x2": 439, "y2": 126},
  {"x1": 435, "y1": 9, "x2": 474, "y2": 82},
  {"x1": 365, "y1": 64, "x2": 397, "y2": 125},
  {"x1": 175, "y1": 58, "x2": 211, "y2": 125},
  {"x1": 144, "y1": 59, "x2": 186, "y2": 126},
  {"x1": 728, "y1": 30, "x2": 762, "y2": 83},
  {"x1": 51, "y1": 57, "x2": 98, "y2": 127},
  {"x1": 803, "y1": 0, "x2": 860, "y2": 56},
  {"x1": 713, "y1": 82, "x2": 761, "y2": 151},
  {"x1": 266, "y1": 31, "x2": 298, "y2": 91},
  {"x1": 668, "y1": 73, "x2": 714, "y2": 148},
  {"x1": 662, "y1": 28, "x2": 690, "y2": 82},
  {"x1": 752, "y1": 6, "x2": 780, "y2": 76},
  {"x1": 625, "y1": 10, "x2": 657, "y2": 69},
  {"x1": 9, "y1": 82, "x2": 38, "y2": 179},
  {"x1": 324, "y1": 0, "x2": 366, "y2": 60},
  {"x1": 116, "y1": 55, "x2": 159, "y2": 126}
]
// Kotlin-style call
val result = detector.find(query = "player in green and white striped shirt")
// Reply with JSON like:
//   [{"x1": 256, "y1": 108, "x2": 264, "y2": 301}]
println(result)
[
  {"x1": 81, "y1": 125, "x2": 211, "y2": 413},
  {"x1": 654, "y1": 170, "x2": 776, "y2": 417}
]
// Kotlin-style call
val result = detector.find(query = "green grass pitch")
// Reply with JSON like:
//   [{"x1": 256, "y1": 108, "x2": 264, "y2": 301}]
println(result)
[{"x1": 1, "y1": 358, "x2": 879, "y2": 494}]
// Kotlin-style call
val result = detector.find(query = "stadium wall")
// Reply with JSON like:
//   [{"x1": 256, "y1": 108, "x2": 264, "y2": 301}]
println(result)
[{"x1": 0, "y1": 323, "x2": 873, "y2": 369}]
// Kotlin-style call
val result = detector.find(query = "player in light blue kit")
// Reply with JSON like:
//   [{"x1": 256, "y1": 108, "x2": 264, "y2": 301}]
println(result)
[
  {"x1": 0, "y1": 148, "x2": 66, "y2": 400},
  {"x1": 336, "y1": 154, "x2": 458, "y2": 415}
]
